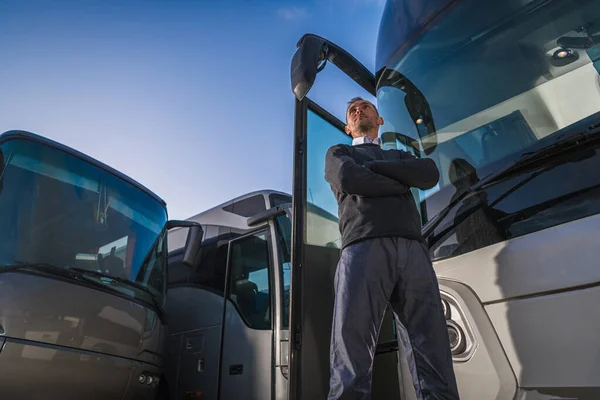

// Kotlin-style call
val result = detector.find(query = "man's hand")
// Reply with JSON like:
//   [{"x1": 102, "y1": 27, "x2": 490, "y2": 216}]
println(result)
[
  {"x1": 325, "y1": 145, "x2": 409, "y2": 197},
  {"x1": 364, "y1": 151, "x2": 440, "y2": 190}
]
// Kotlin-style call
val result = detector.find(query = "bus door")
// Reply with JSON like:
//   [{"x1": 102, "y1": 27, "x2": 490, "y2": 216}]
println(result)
[
  {"x1": 287, "y1": 93, "x2": 408, "y2": 399},
  {"x1": 219, "y1": 228, "x2": 275, "y2": 400}
]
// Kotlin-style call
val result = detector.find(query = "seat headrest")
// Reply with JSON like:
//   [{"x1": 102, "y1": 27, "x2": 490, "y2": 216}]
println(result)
[{"x1": 235, "y1": 279, "x2": 257, "y2": 295}]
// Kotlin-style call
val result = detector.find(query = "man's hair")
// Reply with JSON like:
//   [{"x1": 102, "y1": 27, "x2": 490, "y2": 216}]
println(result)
[{"x1": 346, "y1": 97, "x2": 378, "y2": 122}]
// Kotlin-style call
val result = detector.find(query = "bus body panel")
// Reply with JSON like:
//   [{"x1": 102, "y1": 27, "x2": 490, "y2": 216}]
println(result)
[
  {"x1": 165, "y1": 287, "x2": 224, "y2": 400},
  {"x1": 0, "y1": 272, "x2": 163, "y2": 363},
  {"x1": 0, "y1": 338, "x2": 132, "y2": 399},
  {"x1": 486, "y1": 286, "x2": 600, "y2": 392},
  {"x1": 219, "y1": 300, "x2": 273, "y2": 400},
  {"x1": 274, "y1": 329, "x2": 289, "y2": 400},
  {"x1": 165, "y1": 288, "x2": 276, "y2": 400},
  {"x1": 0, "y1": 272, "x2": 164, "y2": 399},
  {"x1": 433, "y1": 213, "x2": 600, "y2": 304},
  {"x1": 0, "y1": 339, "x2": 160, "y2": 400}
]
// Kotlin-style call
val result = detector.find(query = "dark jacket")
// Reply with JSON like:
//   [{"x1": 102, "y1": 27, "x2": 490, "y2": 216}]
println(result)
[{"x1": 324, "y1": 142, "x2": 439, "y2": 249}]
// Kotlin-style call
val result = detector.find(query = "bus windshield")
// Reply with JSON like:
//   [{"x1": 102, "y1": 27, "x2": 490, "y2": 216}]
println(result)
[
  {"x1": 376, "y1": 0, "x2": 600, "y2": 259},
  {"x1": 0, "y1": 137, "x2": 168, "y2": 306}
]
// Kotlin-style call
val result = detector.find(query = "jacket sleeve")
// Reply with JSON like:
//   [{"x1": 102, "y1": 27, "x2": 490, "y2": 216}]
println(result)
[
  {"x1": 325, "y1": 145, "x2": 409, "y2": 197},
  {"x1": 365, "y1": 150, "x2": 440, "y2": 190}
]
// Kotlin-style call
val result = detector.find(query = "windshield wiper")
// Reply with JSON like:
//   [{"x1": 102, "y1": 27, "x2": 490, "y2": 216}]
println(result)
[
  {"x1": 477, "y1": 131, "x2": 597, "y2": 188},
  {"x1": 0, "y1": 262, "x2": 125, "y2": 298},
  {"x1": 0, "y1": 262, "x2": 165, "y2": 319},
  {"x1": 0, "y1": 262, "x2": 80, "y2": 277},
  {"x1": 423, "y1": 117, "x2": 600, "y2": 239},
  {"x1": 67, "y1": 267, "x2": 165, "y2": 318}
]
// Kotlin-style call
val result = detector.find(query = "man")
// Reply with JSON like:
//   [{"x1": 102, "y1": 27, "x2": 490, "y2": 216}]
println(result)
[{"x1": 324, "y1": 97, "x2": 460, "y2": 400}]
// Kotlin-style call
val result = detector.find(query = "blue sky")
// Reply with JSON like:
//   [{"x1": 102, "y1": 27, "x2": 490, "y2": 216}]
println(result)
[{"x1": 0, "y1": 0, "x2": 384, "y2": 220}]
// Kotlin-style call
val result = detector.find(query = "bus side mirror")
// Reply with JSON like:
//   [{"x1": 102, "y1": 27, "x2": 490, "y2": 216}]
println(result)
[
  {"x1": 167, "y1": 220, "x2": 203, "y2": 268},
  {"x1": 291, "y1": 34, "x2": 325, "y2": 100}
]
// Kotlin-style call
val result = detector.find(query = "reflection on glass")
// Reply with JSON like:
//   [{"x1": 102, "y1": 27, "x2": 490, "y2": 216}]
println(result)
[
  {"x1": 0, "y1": 138, "x2": 168, "y2": 304},
  {"x1": 377, "y1": 0, "x2": 600, "y2": 258},
  {"x1": 167, "y1": 226, "x2": 189, "y2": 253},
  {"x1": 228, "y1": 232, "x2": 271, "y2": 330},
  {"x1": 306, "y1": 109, "x2": 351, "y2": 248}
]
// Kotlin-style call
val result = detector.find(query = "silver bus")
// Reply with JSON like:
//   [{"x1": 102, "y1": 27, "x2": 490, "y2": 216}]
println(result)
[
  {"x1": 0, "y1": 130, "x2": 200, "y2": 400},
  {"x1": 288, "y1": 0, "x2": 600, "y2": 398}
]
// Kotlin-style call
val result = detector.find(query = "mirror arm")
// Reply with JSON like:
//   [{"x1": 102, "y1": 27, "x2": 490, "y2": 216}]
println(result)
[
  {"x1": 292, "y1": 34, "x2": 376, "y2": 100},
  {"x1": 377, "y1": 67, "x2": 438, "y2": 155},
  {"x1": 248, "y1": 203, "x2": 291, "y2": 227},
  {"x1": 319, "y1": 41, "x2": 376, "y2": 97},
  {"x1": 167, "y1": 220, "x2": 201, "y2": 230}
]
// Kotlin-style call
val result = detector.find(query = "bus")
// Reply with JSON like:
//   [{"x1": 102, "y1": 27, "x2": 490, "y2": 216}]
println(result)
[
  {"x1": 289, "y1": 0, "x2": 600, "y2": 399},
  {"x1": 165, "y1": 190, "x2": 323, "y2": 400},
  {"x1": 165, "y1": 189, "x2": 418, "y2": 400},
  {"x1": 0, "y1": 130, "x2": 200, "y2": 400}
]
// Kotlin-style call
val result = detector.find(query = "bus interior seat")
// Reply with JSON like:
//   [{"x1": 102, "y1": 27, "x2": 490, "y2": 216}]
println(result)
[{"x1": 234, "y1": 278, "x2": 258, "y2": 321}]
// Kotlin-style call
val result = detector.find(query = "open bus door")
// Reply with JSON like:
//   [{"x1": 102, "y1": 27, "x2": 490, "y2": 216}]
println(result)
[{"x1": 287, "y1": 35, "x2": 416, "y2": 400}]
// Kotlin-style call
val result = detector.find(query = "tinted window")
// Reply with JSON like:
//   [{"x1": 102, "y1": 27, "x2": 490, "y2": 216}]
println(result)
[
  {"x1": 428, "y1": 142, "x2": 600, "y2": 260},
  {"x1": 306, "y1": 109, "x2": 348, "y2": 248},
  {"x1": 228, "y1": 231, "x2": 272, "y2": 330},
  {"x1": 222, "y1": 195, "x2": 267, "y2": 217},
  {"x1": 269, "y1": 193, "x2": 292, "y2": 208},
  {"x1": 0, "y1": 138, "x2": 167, "y2": 305}
]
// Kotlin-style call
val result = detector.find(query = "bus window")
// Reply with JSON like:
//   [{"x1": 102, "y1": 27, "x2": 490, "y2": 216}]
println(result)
[
  {"x1": 228, "y1": 231, "x2": 272, "y2": 330},
  {"x1": 274, "y1": 214, "x2": 291, "y2": 328}
]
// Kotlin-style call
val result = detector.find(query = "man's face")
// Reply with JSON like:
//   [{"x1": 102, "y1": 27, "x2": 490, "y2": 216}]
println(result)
[{"x1": 345, "y1": 100, "x2": 383, "y2": 138}]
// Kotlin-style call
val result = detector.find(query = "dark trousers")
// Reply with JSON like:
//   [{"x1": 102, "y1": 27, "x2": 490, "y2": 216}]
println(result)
[{"x1": 328, "y1": 237, "x2": 460, "y2": 400}]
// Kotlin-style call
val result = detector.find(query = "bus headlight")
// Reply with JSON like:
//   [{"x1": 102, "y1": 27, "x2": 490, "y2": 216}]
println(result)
[
  {"x1": 138, "y1": 372, "x2": 160, "y2": 387},
  {"x1": 447, "y1": 320, "x2": 466, "y2": 355},
  {"x1": 440, "y1": 291, "x2": 477, "y2": 362},
  {"x1": 138, "y1": 373, "x2": 148, "y2": 384}
]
